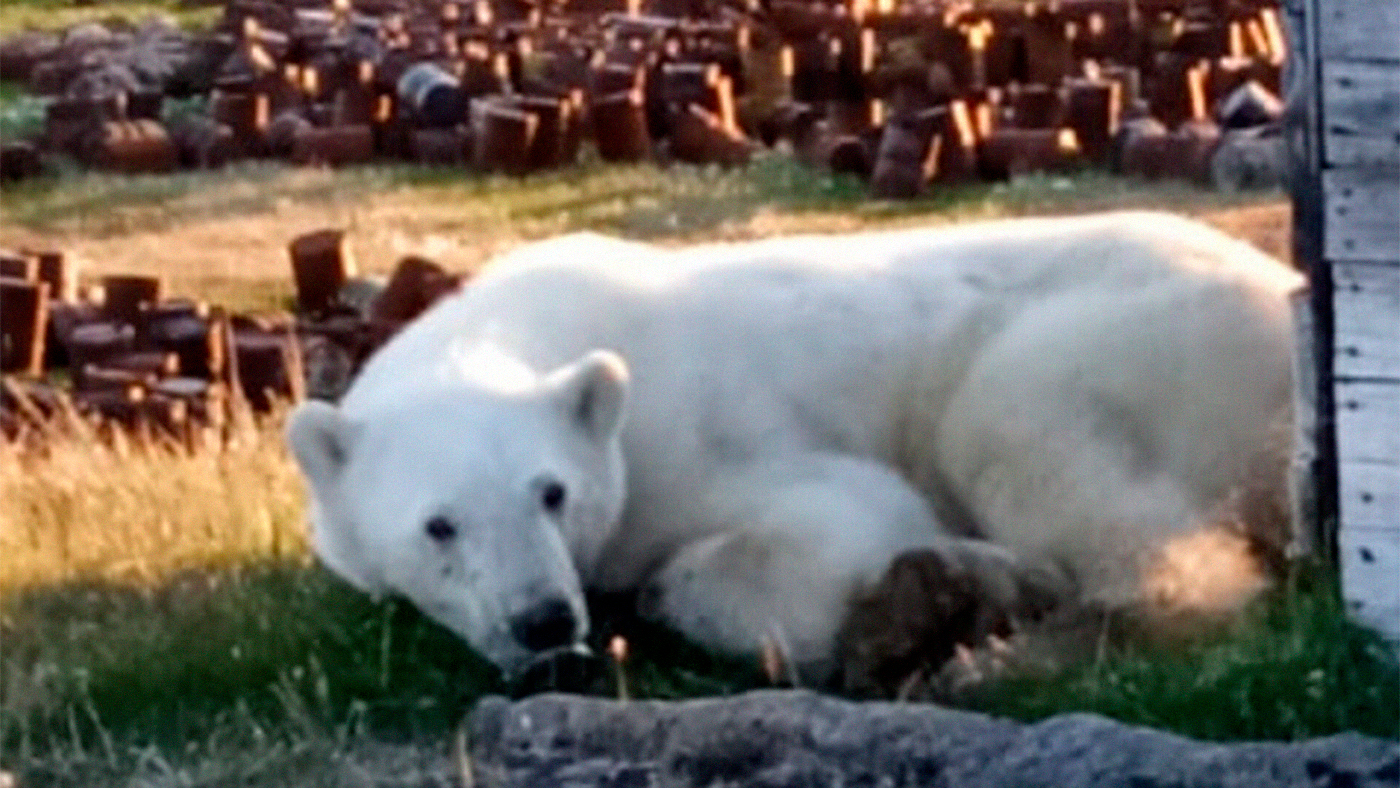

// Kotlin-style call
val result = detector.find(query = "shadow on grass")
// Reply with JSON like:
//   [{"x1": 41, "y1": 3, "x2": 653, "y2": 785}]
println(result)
[
  {"x1": 0, "y1": 557, "x2": 767, "y2": 775},
  {"x1": 2, "y1": 560, "x2": 498, "y2": 759},
  {"x1": 6, "y1": 556, "x2": 1396, "y2": 772}
]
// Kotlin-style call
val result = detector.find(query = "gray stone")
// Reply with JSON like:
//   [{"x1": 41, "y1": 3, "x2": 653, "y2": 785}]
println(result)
[{"x1": 465, "y1": 690, "x2": 1399, "y2": 788}]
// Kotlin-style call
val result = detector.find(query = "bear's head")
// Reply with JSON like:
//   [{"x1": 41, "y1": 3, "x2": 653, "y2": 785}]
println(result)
[{"x1": 285, "y1": 350, "x2": 629, "y2": 676}]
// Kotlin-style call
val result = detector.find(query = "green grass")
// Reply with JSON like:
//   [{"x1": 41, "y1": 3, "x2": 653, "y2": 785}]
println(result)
[
  {"x1": 0, "y1": 82, "x2": 45, "y2": 141},
  {"x1": 3, "y1": 563, "x2": 499, "y2": 753},
  {"x1": 5, "y1": 553, "x2": 1395, "y2": 786},
  {"x1": 966, "y1": 568, "x2": 1400, "y2": 741}
]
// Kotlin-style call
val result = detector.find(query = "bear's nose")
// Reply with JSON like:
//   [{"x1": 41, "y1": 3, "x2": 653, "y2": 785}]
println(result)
[{"x1": 510, "y1": 598, "x2": 579, "y2": 652}]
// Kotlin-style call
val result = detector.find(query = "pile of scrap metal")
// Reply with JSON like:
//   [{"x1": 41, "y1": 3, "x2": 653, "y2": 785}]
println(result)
[
  {"x1": 0, "y1": 0, "x2": 1288, "y2": 192},
  {"x1": 0, "y1": 229, "x2": 460, "y2": 441}
]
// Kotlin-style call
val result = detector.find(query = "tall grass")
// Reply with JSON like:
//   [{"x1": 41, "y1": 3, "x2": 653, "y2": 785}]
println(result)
[
  {"x1": 1, "y1": 410, "x2": 302, "y2": 590},
  {"x1": 0, "y1": 414, "x2": 487, "y2": 783},
  {"x1": 3, "y1": 412, "x2": 1396, "y2": 784}
]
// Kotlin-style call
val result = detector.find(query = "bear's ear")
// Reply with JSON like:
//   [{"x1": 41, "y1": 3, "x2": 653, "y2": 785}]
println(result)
[
  {"x1": 547, "y1": 350, "x2": 629, "y2": 442},
  {"x1": 285, "y1": 399, "x2": 357, "y2": 496},
  {"x1": 285, "y1": 401, "x2": 384, "y2": 596}
]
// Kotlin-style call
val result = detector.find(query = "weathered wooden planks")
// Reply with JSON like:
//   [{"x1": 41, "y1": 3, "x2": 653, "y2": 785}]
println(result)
[
  {"x1": 1310, "y1": 0, "x2": 1400, "y2": 645},
  {"x1": 1339, "y1": 523, "x2": 1400, "y2": 641},
  {"x1": 1339, "y1": 462, "x2": 1400, "y2": 530},
  {"x1": 1321, "y1": 60, "x2": 1400, "y2": 168},
  {"x1": 1332, "y1": 261, "x2": 1400, "y2": 380},
  {"x1": 1335, "y1": 380, "x2": 1400, "y2": 466},
  {"x1": 1318, "y1": 0, "x2": 1400, "y2": 63},
  {"x1": 1322, "y1": 168, "x2": 1400, "y2": 262}
]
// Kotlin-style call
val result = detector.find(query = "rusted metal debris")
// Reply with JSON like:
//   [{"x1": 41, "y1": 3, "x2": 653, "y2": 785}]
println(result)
[
  {"x1": 0, "y1": 232, "x2": 463, "y2": 442},
  {"x1": 0, "y1": 0, "x2": 1287, "y2": 190}
]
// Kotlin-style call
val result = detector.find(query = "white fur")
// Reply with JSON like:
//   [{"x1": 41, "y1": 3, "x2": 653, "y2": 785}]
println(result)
[{"x1": 286, "y1": 211, "x2": 1302, "y2": 676}]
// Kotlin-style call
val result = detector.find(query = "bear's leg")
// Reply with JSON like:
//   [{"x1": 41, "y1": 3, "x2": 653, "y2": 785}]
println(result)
[{"x1": 639, "y1": 453, "x2": 1061, "y2": 680}]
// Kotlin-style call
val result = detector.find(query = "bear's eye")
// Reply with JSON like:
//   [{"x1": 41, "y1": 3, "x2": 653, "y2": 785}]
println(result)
[
  {"x1": 541, "y1": 481, "x2": 566, "y2": 513},
  {"x1": 425, "y1": 516, "x2": 456, "y2": 542}
]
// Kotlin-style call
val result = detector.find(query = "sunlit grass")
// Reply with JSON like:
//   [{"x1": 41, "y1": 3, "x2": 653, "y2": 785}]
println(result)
[
  {"x1": 2, "y1": 155, "x2": 1279, "y2": 240},
  {"x1": 0, "y1": 411, "x2": 303, "y2": 591},
  {"x1": 0, "y1": 0, "x2": 217, "y2": 36}
]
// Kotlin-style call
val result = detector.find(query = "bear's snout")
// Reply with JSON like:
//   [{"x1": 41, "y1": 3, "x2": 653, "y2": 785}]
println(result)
[{"x1": 510, "y1": 597, "x2": 581, "y2": 652}]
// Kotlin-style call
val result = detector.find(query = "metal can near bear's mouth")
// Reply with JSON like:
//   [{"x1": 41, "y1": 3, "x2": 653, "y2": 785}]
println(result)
[{"x1": 509, "y1": 643, "x2": 604, "y2": 698}]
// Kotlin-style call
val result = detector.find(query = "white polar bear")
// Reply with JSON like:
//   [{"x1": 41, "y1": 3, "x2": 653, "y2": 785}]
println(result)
[{"x1": 286, "y1": 211, "x2": 1303, "y2": 679}]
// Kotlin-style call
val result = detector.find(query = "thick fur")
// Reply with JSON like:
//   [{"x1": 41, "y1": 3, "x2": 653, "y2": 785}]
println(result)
[{"x1": 285, "y1": 211, "x2": 1302, "y2": 678}]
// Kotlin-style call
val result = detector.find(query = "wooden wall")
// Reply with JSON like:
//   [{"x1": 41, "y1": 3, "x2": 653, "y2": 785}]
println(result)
[{"x1": 1305, "y1": 0, "x2": 1400, "y2": 641}]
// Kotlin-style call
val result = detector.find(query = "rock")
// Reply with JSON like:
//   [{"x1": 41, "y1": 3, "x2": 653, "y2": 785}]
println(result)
[
  {"x1": 1211, "y1": 126, "x2": 1286, "y2": 192},
  {"x1": 465, "y1": 690, "x2": 1399, "y2": 788},
  {"x1": 66, "y1": 61, "x2": 142, "y2": 98},
  {"x1": 63, "y1": 22, "x2": 116, "y2": 49}
]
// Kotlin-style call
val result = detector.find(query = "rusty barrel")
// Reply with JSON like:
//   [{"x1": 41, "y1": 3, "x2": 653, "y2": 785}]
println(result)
[
  {"x1": 517, "y1": 94, "x2": 571, "y2": 170},
  {"x1": 1008, "y1": 83, "x2": 1063, "y2": 129},
  {"x1": 142, "y1": 300, "x2": 221, "y2": 379},
  {"x1": 290, "y1": 124, "x2": 375, "y2": 166},
  {"x1": 68, "y1": 322, "x2": 136, "y2": 388},
  {"x1": 0, "y1": 252, "x2": 35, "y2": 281},
  {"x1": 870, "y1": 117, "x2": 935, "y2": 200},
  {"x1": 472, "y1": 97, "x2": 538, "y2": 175},
  {"x1": 411, "y1": 127, "x2": 471, "y2": 165},
  {"x1": 668, "y1": 103, "x2": 751, "y2": 167},
  {"x1": 397, "y1": 62, "x2": 467, "y2": 128},
  {"x1": 591, "y1": 89, "x2": 650, "y2": 163},
  {"x1": 923, "y1": 101, "x2": 980, "y2": 184},
  {"x1": 1064, "y1": 78, "x2": 1120, "y2": 165},
  {"x1": 289, "y1": 228, "x2": 356, "y2": 315},
  {"x1": 101, "y1": 275, "x2": 163, "y2": 326},
  {"x1": 979, "y1": 128, "x2": 1082, "y2": 179},
  {"x1": 92, "y1": 119, "x2": 178, "y2": 174},
  {"x1": 1, "y1": 278, "x2": 48, "y2": 376},
  {"x1": 1165, "y1": 120, "x2": 1222, "y2": 185},
  {"x1": 210, "y1": 90, "x2": 270, "y2": 155},
  {"x1": 232, "y1": 329, "x2": 303, "y2": 412},
  {"x1": 0, "y1": 141, "x2": 43, "y2": 183}
]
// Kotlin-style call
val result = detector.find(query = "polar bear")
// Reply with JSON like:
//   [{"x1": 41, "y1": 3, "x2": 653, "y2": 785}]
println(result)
[{"x1": 285, "y1": 211, "x2": 1303, "y2": 681}]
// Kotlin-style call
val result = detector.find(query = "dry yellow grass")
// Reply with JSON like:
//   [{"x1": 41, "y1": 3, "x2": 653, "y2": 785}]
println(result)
[
  {"x1": 0, "y1": 413, "x2": 306, "y2": 592},
  {"x1": 0, "y1": 161, "x2": 1291, "y2": 313}
]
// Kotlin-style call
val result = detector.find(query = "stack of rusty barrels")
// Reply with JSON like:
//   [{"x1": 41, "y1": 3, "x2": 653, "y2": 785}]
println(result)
[
  {"x1": 0, "y1": 248, "x2": 302, "y2": 441},
  {"x1": 0, "y1": 228, "x2": 475, "y2": 441},
  {"x1": 4, "y1": 0, "x2": 1286, "y2": 187},
  {"x1": 288, "y1": 227, "x2": 467, "y2": 402}
]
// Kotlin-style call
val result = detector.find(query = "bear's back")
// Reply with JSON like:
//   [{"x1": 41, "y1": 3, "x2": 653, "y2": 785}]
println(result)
[{"x1": 342, "y1": 212, "x2": 1300, "y2": 418}]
